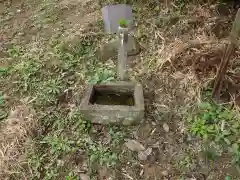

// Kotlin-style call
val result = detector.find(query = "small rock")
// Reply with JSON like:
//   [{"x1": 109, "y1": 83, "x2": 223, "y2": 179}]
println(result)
[
  {"x1": 82, "y1": 160, "x2": 88, "y2": 171},
  {"x1": 152, "y1": 141, "x2": 160, "y2": 148},
  {"x1": 152, "y1": 121, "x2": 156, "y2": 126},
  {"x1": 144, "y1": 147, "x2": 152, "y2": 156},
  {"x1": 161, "y1": 170, "x2": 168, "y2": 176},
  {"x1": 80, "y1": 173, "x2": 90, "y2": 180},
  {"x1": 163, "y1": 123, "x2": 170, "y2": 132},
  {"x1": 138, "y1": 151, "x2": 147, "y2": 161},
  {"x1": 125, "y1": 139, "x2": 145, "y2": 152},
  {"x1": 138, "y1": 148, "x2": 152, "y2": 161}
]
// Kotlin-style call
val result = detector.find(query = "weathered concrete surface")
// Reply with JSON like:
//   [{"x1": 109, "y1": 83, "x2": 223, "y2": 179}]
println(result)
[
  {"x1": 79, "y1": 81, "x2": 144, "y2": 125},
  {"x1": 102, "y1": 4, "x2": 133, "y2": 33},
  {"x1": 98, "y1": 35, "x2": 141, "y2": 61}
]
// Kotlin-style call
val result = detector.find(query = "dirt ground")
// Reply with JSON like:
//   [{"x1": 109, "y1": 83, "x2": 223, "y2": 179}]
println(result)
[{"x1": 0, "y1": 0, "x2": 240, "y2": 180}]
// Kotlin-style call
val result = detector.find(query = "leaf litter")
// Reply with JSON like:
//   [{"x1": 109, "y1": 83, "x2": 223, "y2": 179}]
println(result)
[
  {"x1": 138, "y1": 147, "x2": 152, "y2": 161},
  {"x1": 163, "y1": 123, "x2": 170, "y2": 133}
]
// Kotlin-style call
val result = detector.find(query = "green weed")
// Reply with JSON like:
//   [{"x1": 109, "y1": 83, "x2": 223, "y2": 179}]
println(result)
[
  {"x1": 0, "y1": 67, "x2": 9, "y2": 76},
  {"x1": 108, "y1": 127, "x2": 125, "y2": 147},
  {"x1": 88, "y1": 142, "x2": 118, "y2": 167},
  {"x1": 225, "y1": 176, "x2": 231, "y2": 180},
  {"x1": 34, "y1": 78, "x2": 65, "y2": 105},
  {"x1": 172, "y1": 0, "x2": 189, "y2": 13},
  {"x1": 27, "y1": 146, "x2": 47, "y2": 179},
  {"x1": 27, "y1": 110, "x2": 91, "y2": 179},
  {"x1": 44, "y1": 79, "x2": 63, "y2": 95},
  {"x1": 175, "y1": 154, "x2": 196, "y2": 171},
  {"x1": 45, "y1": 166, "x2": 58, "y2": 180},
  {"x1": 7, "y1": 45, "x2": 24, "y2": 58},
  {"x1": 202, "y1": 145, "x2": 219, "y2": 162},
  {"x1": 0, "y1": 92, "x2": 6, "y2": 121},
  {"x1": 224, "y1": 176, "x2": 233, "y2": 180},
  {"x1": 188, "y1": 102, "x2": 239, "y2": 143},
  {"x1": 52, "y1": 40, "x2": 93, "y2": 70},
  {"x1": 231, "y1": 143, "x2": 240, "y2": 166},
  {"x1": 188, "y1": 101, "x2": 240, "y2": 167},
  {"x1": 15, "y1": 62, "x2": 40, "y2": 90},
  {"x1": 6, "y1": 45, "x2": 44, "y2": 94},
  {"x1": 180, "y1": 177, "x2": 185, "y2": 180},
  {"x1": 87, "y1": 126, "x2": 125, "y2": 168},
  {"x1": 2, "y1": 1, "x2": 121, "y2": 178},
  {"x1": 88, "y1": 68, "x2": 115, "y2": 84},
  {"x1": 65, "y1": 172, "x2": 80, "y2": 180},
  {"x1": 118, "y1": 18, "x2": 128, "y2": 28},
  {"x1": 32, "y1": 0, "x2": 60, "y2": 28},
  {"x1": 0, "y1": 110, "x2": 7, "y2": 121},
  {"x1": 0, "y1": 92, "x2": 4, "y2": 105},
  {"x1": 224, "y1": 175, "x2": 238, "y2": 180},
  {"x1": 41, "y1": 134, "x2": 75, "y2": 156},
  {"x1": 190, "y1": 117, "x2": 212, "y2": 138}
]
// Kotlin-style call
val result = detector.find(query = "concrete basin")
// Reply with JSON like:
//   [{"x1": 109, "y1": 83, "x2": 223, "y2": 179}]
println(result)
[{"x1": 79, "y1": 81, "x2": 144, "y2": 125}]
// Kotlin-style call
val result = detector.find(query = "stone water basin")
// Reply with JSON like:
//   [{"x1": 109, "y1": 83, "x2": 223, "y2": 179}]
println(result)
[{"x1": 79, "y1": 81, "x2": 144, "y2": 125}]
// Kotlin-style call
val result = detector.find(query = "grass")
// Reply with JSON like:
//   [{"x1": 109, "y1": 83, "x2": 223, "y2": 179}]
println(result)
[
  {"x1": 1, "y1": 27, "x2": 121, "y2": 178},
  {"x1": 175, "y1": 153, "x2": 197, "y2": 172},
  {"x1": 1, "y1": 0, "x2": 240, "y2": 179},
  {"x1": 0, "y1": 1, "x2": 121, "y2": 177},
  {"x1": 0, "y1": 92, "x2": 7, "y2": 121},
  {"x1": 25, "y1": 107, "x2": 125, "y2": 179}
]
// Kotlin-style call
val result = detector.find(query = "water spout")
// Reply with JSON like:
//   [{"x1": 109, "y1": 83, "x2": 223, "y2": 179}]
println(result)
[{"x1": 118, "y1": 27, "x2": 128, "y2": 80}]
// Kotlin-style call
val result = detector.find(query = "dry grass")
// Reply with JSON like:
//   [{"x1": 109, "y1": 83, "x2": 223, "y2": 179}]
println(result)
[
  {"x1": 130, "y1": 3, "x2": 221, "y2": 110},
  {"x1": 167, "y1": 39, "x2": 240, "y2": 103},
  {"x1": 133, "y1": 1, "x2": 240, "y2": 106},
  {"x1": 0, "y1": 104, "x2": 37, "y2": 178}
]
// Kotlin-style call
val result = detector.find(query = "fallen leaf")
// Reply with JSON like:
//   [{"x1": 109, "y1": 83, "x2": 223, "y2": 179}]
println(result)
[
  {"x1": 125, "y1": 139, "x2": 145, "y2": 152},
  {"x1": 163, "y1": 123, "x2": 170, "y2": 132},
  {"x1": 138, "y1": 151, "x2": 147, "y2": 161},
  {"x1": 152, "y1": 141, "x2": 160, "y2": 148},
  {"x1": 144, "y1": 147, "x2": 152, "y2": 156},
  {"x1": 138, "y1": 147, "x2": 152, "y2": 161},
  {"x1": 80, "y1": 173, "x2": 90, "y2": 180}
]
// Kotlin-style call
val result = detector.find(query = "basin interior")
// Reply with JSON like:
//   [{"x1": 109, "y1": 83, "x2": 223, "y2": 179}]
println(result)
[{"x1": 89, "y1": 86, "x2": 135, "y2": 106}]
